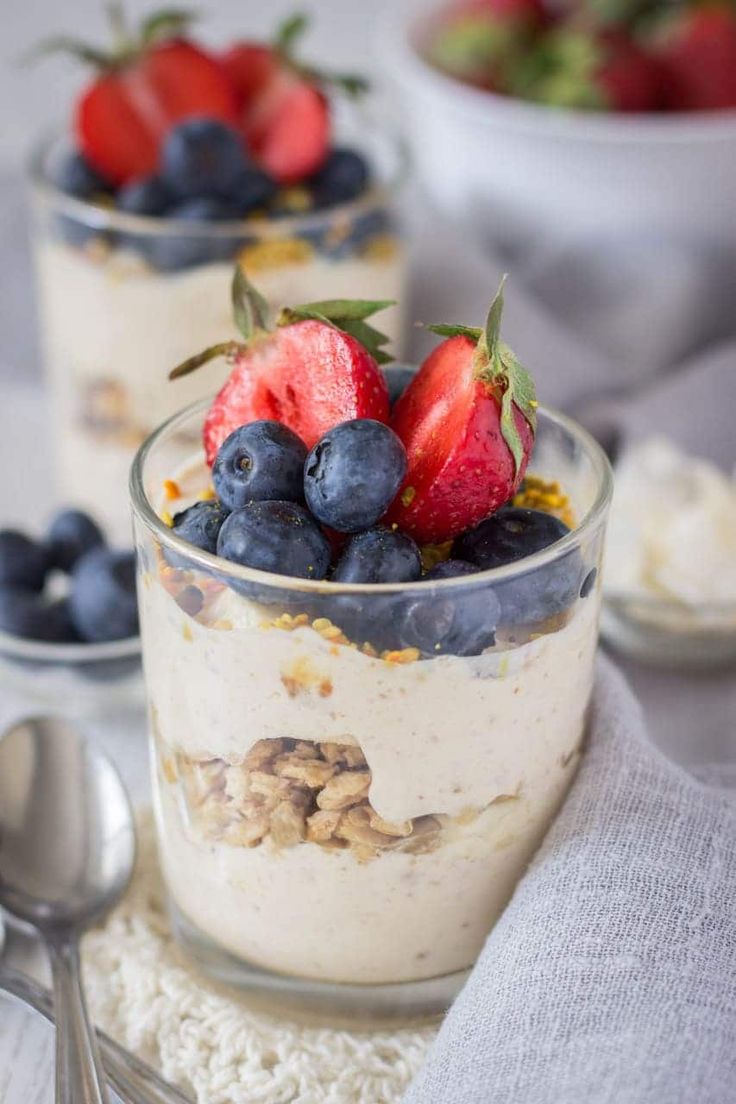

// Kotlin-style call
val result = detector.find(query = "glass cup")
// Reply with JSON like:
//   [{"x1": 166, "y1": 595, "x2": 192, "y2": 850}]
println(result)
[
  {"x1": 131, "y1": 399, "x2": 612, "y2": 1022},
  {"x1": 30, "y1": 114, "x2": 407, "y2": 543}
]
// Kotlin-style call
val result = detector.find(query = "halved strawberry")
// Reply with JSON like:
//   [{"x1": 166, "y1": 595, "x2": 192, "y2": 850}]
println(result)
[
  {"x1": 655, "y1": 5, "x2": 736, "y2": 112},
  {"x1": 385, "y1": 280, "x2": 536, "y2": 544},
  {"x1": 218, "y1": 42, "x2": 278, "y2": 106},
  {"x1": 221, "y1": 15, "x2": 366, "y2": 185},
  {"x1": 38, "y1": 10, "x2": 238, "y2": 185},
  {"x1": 170, "y1": 269, "x2": 393, "y2": 465}
]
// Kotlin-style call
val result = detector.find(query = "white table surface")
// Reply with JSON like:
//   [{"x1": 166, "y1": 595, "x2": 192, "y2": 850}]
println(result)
[{"x1": 0, "y1": 380, "x2": 734, "y2": 1102}]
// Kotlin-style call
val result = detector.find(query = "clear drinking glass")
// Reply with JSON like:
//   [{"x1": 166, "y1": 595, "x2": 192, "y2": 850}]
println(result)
[
  {"x1": 30, "y1": 118, "x2": 407, "y2": 543},
  {"x1": 130, "y1": 399, "x2": 612, "y2": 1023}
]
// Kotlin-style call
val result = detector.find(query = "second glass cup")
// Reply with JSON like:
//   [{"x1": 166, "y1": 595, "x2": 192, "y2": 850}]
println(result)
[
  {"x1": 30, "y1": 120, "x2": 407, "y2": 542},
  {"x1": 131, "y1": 398, "x2": 611, "y2": 1021}
]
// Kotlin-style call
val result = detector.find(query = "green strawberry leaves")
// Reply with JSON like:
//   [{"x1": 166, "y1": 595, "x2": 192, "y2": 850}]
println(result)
[
  {"x1": 169, "y1": 268, "x2": 395, "y2": 379},
  {"x1": 231, "y1": 266, "x2": 272, "y2": 341},
  {"x1": 277, "y1": 298, "x2": 395, "y2": 364},
  {"x1": 273, "y1": 12, "x2": 369, "y2": 98},
  {"x1": 428, "y1": 277, "x2": 537, "y2": 476}
]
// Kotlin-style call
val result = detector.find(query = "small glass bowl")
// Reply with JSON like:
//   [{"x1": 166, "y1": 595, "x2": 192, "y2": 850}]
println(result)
[
  {"x1": 0, "y1": 629, "x2": 143, "y2": 717},
  {"x1": 601, "y1": 591, "x2": 736, "y2": 669}
]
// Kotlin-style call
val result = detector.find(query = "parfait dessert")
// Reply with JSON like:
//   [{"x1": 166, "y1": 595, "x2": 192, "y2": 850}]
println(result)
[
  {"x1": 31, "y1": 9, "x2": 406, "y2": 540},
  {"x1": 131, "y1": 275, "x2": 610, "y2": 1013}
]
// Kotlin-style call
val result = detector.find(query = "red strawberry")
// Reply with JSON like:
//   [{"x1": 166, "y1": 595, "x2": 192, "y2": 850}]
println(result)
[
  {"x1": 655, "y1": 6, "x2": 736, "y2": 112},
  {"x1": 39, "y1": 11, "x2": 237, "y2": 185},
  {"x1": 596, "y1": 31, "x2": 663, "y2": 112},
  {"x1": 219, "y1": 42, "x2": 279, "y2": 106},
  {"x1": 220, "y1": 15, "x2": 366, "y2": 184},
  {"x1": 385, "y1": 280, "x2": 536, "y2": 544},
  {"x1": 242, "y1": 69, "x2": 330, "y2": 184},
  {"x1": 170, "y1": 270, "x2": 393, "y2": 465}
]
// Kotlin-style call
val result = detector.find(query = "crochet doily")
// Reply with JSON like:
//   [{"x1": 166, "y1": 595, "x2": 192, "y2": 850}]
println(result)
[{"x1": 82, "y1": 815, "x2": 435, "y2": 1104}]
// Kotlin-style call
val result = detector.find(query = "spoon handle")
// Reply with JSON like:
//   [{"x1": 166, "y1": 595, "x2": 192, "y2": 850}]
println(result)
[
  {"x1": 48, "y1": 939, "x2": 109, "y2": 1104},
  {"x1": 1, "y1": 966, "x2": 193, "y2": 1104}
]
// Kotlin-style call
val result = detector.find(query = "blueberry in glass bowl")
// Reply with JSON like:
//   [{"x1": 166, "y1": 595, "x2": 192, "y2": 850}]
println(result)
[{"x1": 0, "y1": 509, "x2": 142, "y2": 714}]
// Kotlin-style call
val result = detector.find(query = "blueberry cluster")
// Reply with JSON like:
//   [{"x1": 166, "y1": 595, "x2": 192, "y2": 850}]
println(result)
[
  {"x1": 0, "y1": 510, "x2": 139, "y2": 644},
  {"x1": 53, "y1": 123, "x2": 371, "y2": 271},
  {"x1": 170, "y1": 417, "x2": 594, "y2": 657}
]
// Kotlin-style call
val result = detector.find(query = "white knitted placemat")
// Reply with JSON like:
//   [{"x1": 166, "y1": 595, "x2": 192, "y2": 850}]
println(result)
[{"x1": 81, "y1": 814, "x2": 435, "y2": 1104}]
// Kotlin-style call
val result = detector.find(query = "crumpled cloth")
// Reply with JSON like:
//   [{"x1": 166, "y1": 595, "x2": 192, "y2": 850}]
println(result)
[{"x1": 404, "y1": 656, "x2": 736, "y2": 1104}]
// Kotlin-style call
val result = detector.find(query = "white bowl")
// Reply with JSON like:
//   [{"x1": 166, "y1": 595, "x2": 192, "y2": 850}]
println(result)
[{"x1": 382, "y1": 0, "x2": 736, "y2": 255}]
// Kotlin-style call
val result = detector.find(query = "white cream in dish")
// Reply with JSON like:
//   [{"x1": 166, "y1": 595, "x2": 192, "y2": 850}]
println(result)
[{"x1": 606, "y1": 437, "x2": 736, "y2": 608}]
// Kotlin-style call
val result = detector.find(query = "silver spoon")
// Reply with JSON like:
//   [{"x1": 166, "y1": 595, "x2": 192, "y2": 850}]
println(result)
[
  {"x1": 0, "y1": 716, "x2": 135, "y2": 1104},
  {"x1": 0, "y1": 914, "x2": 193, "y2": 1104}
]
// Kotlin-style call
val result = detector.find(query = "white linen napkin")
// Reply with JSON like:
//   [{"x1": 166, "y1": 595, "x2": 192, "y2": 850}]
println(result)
[{"x1": 404, "y1": 656, "x2": 736, "y2": 1104}]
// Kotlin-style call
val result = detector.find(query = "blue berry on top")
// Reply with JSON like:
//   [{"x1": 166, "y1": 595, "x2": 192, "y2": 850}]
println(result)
[
  {"x1": 0, "y1": 530, "x2": 48, "y2": 592},
  {"x1": 227, "y1": 167, "x2": 277, "y2": 215},
  {"x1": 161, "y1": 118, "x2": 249, "y2": 200},
  {"x1": 455, "y1": 508, "x2": 583, "y2": 626},
  {"x1": 46, "y1": 509, "x2": 105, "y2": 572},
  {"x1": 454, "y1": 507, "x2": 570, "y2": 567},
  {"x1": 332, "y1": 527, "x2": 421, "y2": 584},
  {"x1": 172, "y1": 499, "x2": 228, "y2": 555},
  {"x1": 53, "y1": 150, "x2": 110, "y2": 200},
  {"x1": 213, "y1": 421, "x2": 308, "y2": 511},
  {"x1": 304, "y1": 420, "x2": 407, "y2": 533},
  {"x1": 116, "y1": 176, "x2": 172, "y2": 216},
  {"x1": 148, "y1": 196, "x2": 242, "y2": 271},
  {"x1": 69, "y1": 548, "x2": 139, "y2": 643},
  {"x1": 217, "y1": 500, "x2": 331, "y2": 581},
  {"x1": 399, "y1": 559, "x2": 499, "y2": 657},
  {"x1": 0, "y1": 589, "x2": 79, "y2": 643},
  {"x1": 310, "y1": 148, "x2": 370, "y2": 208}
]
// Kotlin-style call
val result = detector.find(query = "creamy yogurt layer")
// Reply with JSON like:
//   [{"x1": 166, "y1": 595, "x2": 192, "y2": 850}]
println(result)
[
  {"x1": 140, "y1": 504, "x2": 600, "y2": 982},
  {"x1": 36, "y1": 239, "x2": 406, "y2": 542}
]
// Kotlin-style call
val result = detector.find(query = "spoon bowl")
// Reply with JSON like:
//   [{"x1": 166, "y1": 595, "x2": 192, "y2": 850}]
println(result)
[{"x1": 0, "y1": 716, "x2": 136, "y2": 1104}]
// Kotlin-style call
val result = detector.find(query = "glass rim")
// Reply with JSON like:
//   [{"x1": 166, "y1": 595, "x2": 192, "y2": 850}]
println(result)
[
  {"x1": 0, "y1": 626, "x2": 141, "y2": 664},
  {"x1": 130, "y1": 397, "x2": 613, "y2": 597},
  {"x1": 27, "y1": 126, "x2": 410, "y2": 240}
]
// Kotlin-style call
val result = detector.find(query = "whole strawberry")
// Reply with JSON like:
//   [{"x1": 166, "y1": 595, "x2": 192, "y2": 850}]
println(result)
[
  {"x1": 426, "y1": 0, "x2": 546, "y2": 90},
  {"x1": 512, "y1": 25, "x2": 662, "y2": 111},
  {"x1": 385, "y1": 279, "x2": 537, "y2": 544},
  {"x1": 170, "y1": 269, "x2": 392, "y2": 464},
  {"x1": 35, "y1": 8, "x2": 238, "y2": 185},
  {"x1": 655, "y1": 4, "x2": 736, "y2": 111}
]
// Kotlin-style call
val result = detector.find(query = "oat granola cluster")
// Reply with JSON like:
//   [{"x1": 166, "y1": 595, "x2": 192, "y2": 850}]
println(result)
[{"x1": 172, "y1": 737, "x2": 443, "y2": 863}]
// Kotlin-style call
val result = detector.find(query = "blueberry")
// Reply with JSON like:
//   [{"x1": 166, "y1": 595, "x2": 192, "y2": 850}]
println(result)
[
  {"x1": 0, "y1": 589, "x2": 80, "y2": 643},
  {"x1": 146, "y1": 196, "x2": 243, "y2": 270},
  {"x1": 213, "y1": 422, "x2": 308, "y2": 511},
  {"x1": 161, "y1": 118, "x2": 249, "y2": 200},
  {"x1": 310, "y1": 148, "x2": 370, "y2": 208},
  {"x1": 46, "y1": 509, "x2": 105, "y2": 572},
  {"x1": 333, "y1": 527, "x2": 421, "y2": 584},
  {"x1": 384, "y1": 364, "x2": 415, "y2": 408},
  {"x1": 455, "y1": 508, "x2": 582, "y2": 626},
  {"x1": 217, "y1": 501, "x2": 331, "y2": 581},
  {"x1": 398, "y1": 560, "x2": 499, "y2": 657},
  {"x1": 171, "y1": 499, "x2": 228, "y2": 555},
  {"x1": 116, "y1": 176, "x2": 172, "y2": 216},
  {"x1": 323, "y1": 592, "x2": 403, "y2": 652},
  {"x1": 304, "y1": 420, "x2": 407, "y2": 533},
  {"x1": 227, "y1": 167, "x2": 277, "y2": 215},
  {"x1": 52, "y1": 150, "x2": 110, "y2": 200},
  {"x1": 69, "y1": 549, "x2": 139, "y2": 643},
  {"x1": 0, "y1": 530, "x2": 48, "y2": 592}
]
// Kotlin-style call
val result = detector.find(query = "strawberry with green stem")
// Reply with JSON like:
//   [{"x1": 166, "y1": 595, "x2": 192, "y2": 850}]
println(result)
[
  {"x1": 34, "y1": 6, "x2": 238, "y2": 185},
  {"x1": 385, "y1": 278, "x2": 537, "y2": 544},
  {"x1": 220, "y1": 14, "x2": 368, "y2": 184},
  {"x1": 170, "y1": 268, "x2": 392, "y2": 465}
]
